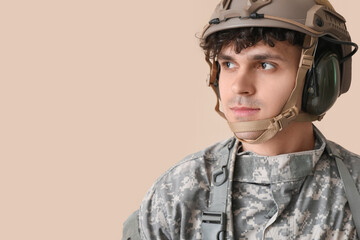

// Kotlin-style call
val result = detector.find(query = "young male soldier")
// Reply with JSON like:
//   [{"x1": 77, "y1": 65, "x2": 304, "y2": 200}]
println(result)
[{"x1": 123, "y1": 0, "x2": 360, "y2": 239}]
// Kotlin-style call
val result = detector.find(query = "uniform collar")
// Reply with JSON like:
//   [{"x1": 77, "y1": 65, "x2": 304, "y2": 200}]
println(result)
[{"x1": 233, "y1": 126, "x2": 326, "y2": 184}]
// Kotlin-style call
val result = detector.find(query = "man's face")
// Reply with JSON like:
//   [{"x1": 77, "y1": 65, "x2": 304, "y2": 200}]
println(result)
[{"x1": 218, "y1": 40, "x2": 302, "y2": 140}]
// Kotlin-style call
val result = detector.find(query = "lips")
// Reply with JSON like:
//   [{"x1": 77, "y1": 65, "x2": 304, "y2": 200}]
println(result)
[{"x1": 230, "y1": 106, "x2": 260, "y2": 118}]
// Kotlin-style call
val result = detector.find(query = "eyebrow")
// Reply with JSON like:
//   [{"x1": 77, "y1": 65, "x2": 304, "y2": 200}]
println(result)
[
  {"x1": 218, "y1": 53, "x2": 235, "y2": 61},
  {"x1": 251, "y1": 53, "x2": 285, "y2": 61},
  {"x1": 218, "y1": 52, "x2": 285, "y2": 62}
]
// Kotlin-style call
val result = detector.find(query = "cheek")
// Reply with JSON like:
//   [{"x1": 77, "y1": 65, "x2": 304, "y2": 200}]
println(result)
[
  {"x1": 262, "y1": 77, "x2": 296, "y2": 110},
  {"x1": 218, "y1": 77, "x2": 230, "y2": 100}
]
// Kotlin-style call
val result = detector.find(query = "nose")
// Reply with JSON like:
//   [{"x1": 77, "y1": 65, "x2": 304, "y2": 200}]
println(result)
[{"x1": 231, "y1": 67, "x2": 255, "y2": 95}]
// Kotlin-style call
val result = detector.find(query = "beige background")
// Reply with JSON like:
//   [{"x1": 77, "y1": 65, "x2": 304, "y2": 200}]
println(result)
[{"x1": 1, "y1": 0, "x2": 359, "y2": 239}]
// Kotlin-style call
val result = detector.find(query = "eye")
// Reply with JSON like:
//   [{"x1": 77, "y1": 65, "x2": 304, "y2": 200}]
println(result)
[
  {"x1": 261, "y1": 62, "x2": 275, "y2": 70},
  {"x1": 223, "y1": 62, "x2": 235, "y2": 69}
]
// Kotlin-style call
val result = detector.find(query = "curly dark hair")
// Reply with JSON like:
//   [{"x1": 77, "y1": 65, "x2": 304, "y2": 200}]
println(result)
[{"x1": 200, "y1": 27, "x2": 306, "y2": 59}]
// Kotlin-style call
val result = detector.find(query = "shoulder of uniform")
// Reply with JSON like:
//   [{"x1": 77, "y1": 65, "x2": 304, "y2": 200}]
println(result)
[
  {"x1": 327, "y1": 140, "x2": 360, "y2": 163},
  {"x1": 144, "y1": 137, "x2": 236, "y2": 190},
  {"x1": 181, "y1": 137, "x2": 236, "y2": 162},
  {"x1": 326, "y1": 140, "x2": 360, "y2": 183}
]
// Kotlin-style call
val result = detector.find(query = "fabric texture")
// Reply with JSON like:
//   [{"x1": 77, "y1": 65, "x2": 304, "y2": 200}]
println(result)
[
  {"x1": 122, "y1": 210, "x2": 141, "y2": 240},
  {"x1": 131, "y1": 127, "x2": 360, "y2": 239}
]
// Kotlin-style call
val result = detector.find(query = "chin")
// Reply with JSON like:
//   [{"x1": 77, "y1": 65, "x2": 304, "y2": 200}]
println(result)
[{"x1": 235, "y1": 130, "x2": 265, "y2": 141}]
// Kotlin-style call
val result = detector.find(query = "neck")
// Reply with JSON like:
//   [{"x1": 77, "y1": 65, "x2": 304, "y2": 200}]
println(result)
[{"x1": 241, "y1": 122, "x2": 315, "y2": 156}]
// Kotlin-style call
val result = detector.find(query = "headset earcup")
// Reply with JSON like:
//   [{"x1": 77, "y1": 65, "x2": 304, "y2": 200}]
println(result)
[{"x1": 302, "y1": 52, "x2": 341, "y2": 115}]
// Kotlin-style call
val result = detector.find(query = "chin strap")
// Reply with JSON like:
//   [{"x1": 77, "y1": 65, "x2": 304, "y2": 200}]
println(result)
[
  {"x1": 207, "y1": 36, "x2": 323, "y2": 144},
  {"x1": 229, "y1": 106, "x2": 300, "y2": 143}
]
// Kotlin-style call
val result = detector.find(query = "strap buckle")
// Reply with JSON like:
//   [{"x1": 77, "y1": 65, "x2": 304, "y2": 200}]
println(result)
[
  {"x1": 271, "y1": 107, "x2": 298, "y2": 131},
  {"x1": 201, "y1": 211, "x2": 226, "y2": 240},
  {"x1": 212, "y1": 166, "x2": 228, "y2": 186},
  {"x1": 300, "y1": 54, "x2": 314, "y2": 69}
]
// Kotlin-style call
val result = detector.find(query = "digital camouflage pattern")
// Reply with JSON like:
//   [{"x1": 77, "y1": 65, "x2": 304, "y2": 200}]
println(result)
[{"x1": 132, "y1": 127, "x2": 360, "y2": 239}]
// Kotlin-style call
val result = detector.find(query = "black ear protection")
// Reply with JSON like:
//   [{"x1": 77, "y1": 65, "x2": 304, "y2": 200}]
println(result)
[
  {"x1": 302, "y1": 47, "x2": 341, "y2": 116},
  {"x1": 302, "y1": 36, "x2": 358, "y2": 116}
]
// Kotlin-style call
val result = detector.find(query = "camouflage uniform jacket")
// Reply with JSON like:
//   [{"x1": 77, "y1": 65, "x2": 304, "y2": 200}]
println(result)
[{"x1": 127, "y1": 127, "x2": 360, "y2": 239}]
